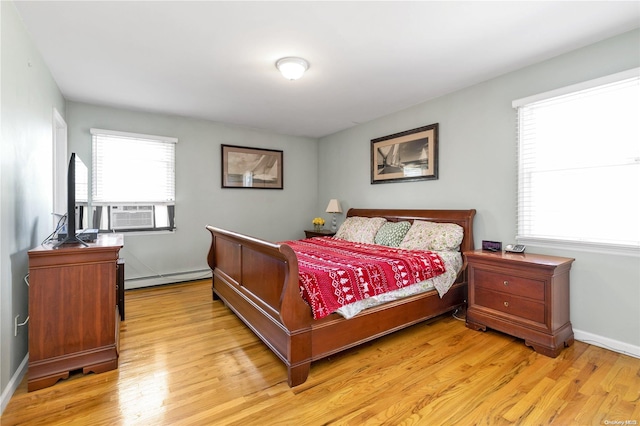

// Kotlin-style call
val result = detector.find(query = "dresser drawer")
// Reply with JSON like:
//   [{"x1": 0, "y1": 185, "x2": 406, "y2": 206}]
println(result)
[
  {"x1": 474, "y1": 269, "x2": 544, "y2": 301},
  {"x1": 475, "y1": 287, "x2": 545, "y2": 324}
]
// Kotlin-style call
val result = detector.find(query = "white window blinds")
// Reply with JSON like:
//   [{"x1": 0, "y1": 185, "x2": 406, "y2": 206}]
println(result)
[
  {"x1": 91, "y1": 129, "x2": 177, "y2": 205},
  {"x1": 513, "y1": 68, "x2": 640, "y2": 251}
]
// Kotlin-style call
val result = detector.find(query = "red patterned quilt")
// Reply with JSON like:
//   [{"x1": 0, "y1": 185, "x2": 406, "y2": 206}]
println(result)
[{"x1": 284, "y1": 237, "x2": 446, "y2": 319}]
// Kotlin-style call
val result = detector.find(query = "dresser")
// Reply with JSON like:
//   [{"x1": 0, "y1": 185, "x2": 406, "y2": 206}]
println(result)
[
  {"x1": 27, "y1": 234, "x2": 124, "y2": 391},
  {"x1": 465, "y1": 250, "x2": 574, "y2": 357}
]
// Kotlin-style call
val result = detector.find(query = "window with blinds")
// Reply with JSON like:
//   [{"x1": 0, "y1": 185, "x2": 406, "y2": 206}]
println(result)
[
  {"x1": 513, "y1": 68, "x2": 639, "y2": 254},
  {"x1": 90, "y1": 128, "x2": 177, "y2": 232}
]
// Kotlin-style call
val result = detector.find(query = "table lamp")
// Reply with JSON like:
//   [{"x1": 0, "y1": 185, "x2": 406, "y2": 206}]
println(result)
[{"x1": 325, "y1": 199, "x2": 343, "y2": 232}]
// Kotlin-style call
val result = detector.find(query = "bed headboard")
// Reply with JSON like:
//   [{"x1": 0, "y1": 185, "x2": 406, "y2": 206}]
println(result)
[{"x1": 346, "y1": 208, "x2": 476, "y2": 254}]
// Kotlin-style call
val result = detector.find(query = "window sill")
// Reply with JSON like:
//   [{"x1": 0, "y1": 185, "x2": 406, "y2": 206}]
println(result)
[
  {"x1": 516, "y1": 237, "x2": 640, "y2": 258},
  {"x1": 103, "y1": 229, "x2": 176, "y2": 237}
]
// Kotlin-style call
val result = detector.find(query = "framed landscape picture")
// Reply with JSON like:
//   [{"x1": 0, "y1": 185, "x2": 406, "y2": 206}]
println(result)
[
  {"x1": 371, "y1": 123, "x2": 439, "y2": 184},
  {"x1": 221, "y1": 145, "x2": 283, "y2": 189}
]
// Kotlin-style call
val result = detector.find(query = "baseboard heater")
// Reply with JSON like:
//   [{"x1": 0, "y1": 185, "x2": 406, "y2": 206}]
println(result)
[{"x1": 125, "y1": 269, "x2": 212, "y2": 290}]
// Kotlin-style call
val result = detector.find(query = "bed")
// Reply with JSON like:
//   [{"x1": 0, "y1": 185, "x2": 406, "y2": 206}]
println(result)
[{"x1": 206, "y1": 208, "x2": 476, "y2": 386}]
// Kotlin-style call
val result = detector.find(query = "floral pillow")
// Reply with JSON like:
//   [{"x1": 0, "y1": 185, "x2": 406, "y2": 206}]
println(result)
[
  {"x1": 399, "y1": 220, "x2": 464, "y2": 252},
  {"x1": 374, "y1": 221, "x2": 411, "y2": 247},
  {"x1": 335, "y1": 217, "x2": 387, "y2": 244}
]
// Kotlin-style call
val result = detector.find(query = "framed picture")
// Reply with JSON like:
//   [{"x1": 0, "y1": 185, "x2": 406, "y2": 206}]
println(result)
[
  {"x1": 371, "y1": 123, "x2": 438, "y2": 184},
  {"x1": 221, "y1": 144, "x2": 283, "y2": 189}
]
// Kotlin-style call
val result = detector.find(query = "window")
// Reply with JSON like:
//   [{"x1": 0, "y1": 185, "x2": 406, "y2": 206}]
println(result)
[
  {"x1": 90, "y1": 128, "x2": 177, "y2": 232},
  {"x1": 513, "y1": 68, "x2": 639, "y2": 255}
]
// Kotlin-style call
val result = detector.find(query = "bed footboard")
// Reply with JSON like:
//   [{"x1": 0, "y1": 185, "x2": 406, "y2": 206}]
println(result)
[{"x1": 206, "y1": 226, "x2": 313, "y2": 386}]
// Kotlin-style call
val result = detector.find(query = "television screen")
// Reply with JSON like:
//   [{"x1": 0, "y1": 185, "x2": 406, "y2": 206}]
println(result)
[{"x1": 55, "y1": 153, "x2": 89, "y2": 247}]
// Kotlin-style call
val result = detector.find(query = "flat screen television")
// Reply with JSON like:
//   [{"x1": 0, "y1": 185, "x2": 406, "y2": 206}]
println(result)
[{"x1": 54, "y1": 152, "x2": 89, "y2": 247}]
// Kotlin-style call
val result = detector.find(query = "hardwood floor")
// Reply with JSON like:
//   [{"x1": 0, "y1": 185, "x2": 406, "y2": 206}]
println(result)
[{"x1": 2, "y1": 280, "x2": 639, "y2": 425}]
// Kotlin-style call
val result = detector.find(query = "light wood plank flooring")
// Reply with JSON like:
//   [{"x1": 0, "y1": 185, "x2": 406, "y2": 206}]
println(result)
[{"x1": 2, "y1": 280, "x2": 639, "y2": 425}]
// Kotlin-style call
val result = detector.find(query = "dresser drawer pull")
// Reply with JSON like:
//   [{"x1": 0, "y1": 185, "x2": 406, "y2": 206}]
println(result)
[
  {"x1": 504, "y1": 301, "x2": 509, "y2": 307},
  {"x1": 503, "y1": 280, "x2": 509, "y2": 286}
]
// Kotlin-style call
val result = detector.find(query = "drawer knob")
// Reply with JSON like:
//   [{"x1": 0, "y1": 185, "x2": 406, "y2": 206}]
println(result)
[
  {"x1": 503, "y1": 280, "x2": 509, "y2": 286},
  {"x1": 504, "y1": 301, "x2": 509, "y2": 307}
]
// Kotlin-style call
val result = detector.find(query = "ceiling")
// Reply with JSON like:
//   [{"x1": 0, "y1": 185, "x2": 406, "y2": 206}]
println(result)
[{"x1": 13, "y1": 1, "x2": 640, "y2": 138}]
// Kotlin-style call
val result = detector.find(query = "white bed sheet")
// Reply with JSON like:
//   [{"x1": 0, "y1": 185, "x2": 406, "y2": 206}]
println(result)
[{"x1": 335, "y1": 251, "x2": 463, "y2": 319}]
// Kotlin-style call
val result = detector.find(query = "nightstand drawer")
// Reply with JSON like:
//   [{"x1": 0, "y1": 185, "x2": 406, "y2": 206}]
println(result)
[
  {"x1": 475, "y1": 287, "x2": 545, "y2": 324},
  {"x1": 474, "y1": 269, "x2": 544, "y2": 301}
]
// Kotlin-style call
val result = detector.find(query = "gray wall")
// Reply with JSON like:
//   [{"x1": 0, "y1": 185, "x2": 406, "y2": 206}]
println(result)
[
  {"x1": 66, "y1": 102, "x2": 318, "y2": 287},
  {"x1": 318, "y1": 29, "x2": 640, "y2": 354},
  {"x1": 1, "y1": 1, "x2": 66, "y2": 411}
]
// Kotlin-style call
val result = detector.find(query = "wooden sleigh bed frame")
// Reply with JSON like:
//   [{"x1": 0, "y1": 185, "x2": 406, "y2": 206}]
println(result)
[{"x1": 206, "y1": 208, "x2": 476, "y2": 386}]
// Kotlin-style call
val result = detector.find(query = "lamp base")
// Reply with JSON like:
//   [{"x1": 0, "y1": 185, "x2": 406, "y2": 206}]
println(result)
[{"x1": 331, "y1": 214, "x2": 337, "y2": 232}]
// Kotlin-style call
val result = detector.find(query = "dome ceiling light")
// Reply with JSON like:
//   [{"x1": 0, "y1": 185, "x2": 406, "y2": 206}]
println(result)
[{"x1": 276, "y1": 57, "x2": 309, "y2": 80}]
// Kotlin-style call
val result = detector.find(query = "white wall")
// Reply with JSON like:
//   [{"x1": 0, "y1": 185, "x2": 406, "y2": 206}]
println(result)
[
  {"x1": 1, "y1": 1, "x2": 66, "y2": 412},
  {"x1": 66, "y1": 102, "x2": 319, "y2": 288},
  {"x1": 318, "y1": 29, "x2": 640, "y2": 356}
]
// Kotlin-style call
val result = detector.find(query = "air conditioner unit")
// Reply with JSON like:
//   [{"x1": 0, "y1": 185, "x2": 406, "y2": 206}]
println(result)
[{"x1": 110, "y1": 205, "x2": 154, "y2": 230}]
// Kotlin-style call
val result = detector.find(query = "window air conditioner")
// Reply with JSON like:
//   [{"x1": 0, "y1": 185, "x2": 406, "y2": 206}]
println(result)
[{"x1": 110, "y1": 205, "x2": 154, "y2": 230}]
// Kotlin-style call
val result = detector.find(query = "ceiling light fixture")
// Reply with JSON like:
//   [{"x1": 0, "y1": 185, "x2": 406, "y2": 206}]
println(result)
[{"x1": 276, "y1": 57, "x2": 309, "y2": 80}]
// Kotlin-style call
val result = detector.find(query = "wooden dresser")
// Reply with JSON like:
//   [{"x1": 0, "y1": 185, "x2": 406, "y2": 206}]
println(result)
[
  {"x1": 28, "y1": 234, "x2": 124, "y2": 391},
  {"x1": 465, "y1": 250, "x2": 574, "y2": 357}
]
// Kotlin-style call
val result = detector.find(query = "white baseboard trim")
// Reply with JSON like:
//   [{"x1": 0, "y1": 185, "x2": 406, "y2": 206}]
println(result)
[
  {"x1": 574, "y1": 329, "x2": 640, "y2": 359},
  {"x1": 125, "y1": 269, "x2": 211, "y2": 290},
  {"x1": 1, "y1": 353, "x2": 28, "y2": 415}
]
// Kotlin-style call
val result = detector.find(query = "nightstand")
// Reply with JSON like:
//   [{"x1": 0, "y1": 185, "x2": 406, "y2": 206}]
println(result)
[
  {"x1": 304, "y1": 229, "x2": 336, "y2": 238},
  {"x1": 465, "y1": 250, "x2": 574, "y2": 357}
]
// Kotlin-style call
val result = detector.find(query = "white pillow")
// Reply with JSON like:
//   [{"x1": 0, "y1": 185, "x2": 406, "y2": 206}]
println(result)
[
  {"x1": 399, "y1": 220, "x2": 464, "y2": 251},
  {"x1": 335, "y1": 217, "x2": 387, "y2": 244}
]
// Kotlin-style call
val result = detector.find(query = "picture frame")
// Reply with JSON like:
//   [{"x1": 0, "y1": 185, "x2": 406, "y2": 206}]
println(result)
[
  {"x1": 221, "y1": 144, "x2": 283, "y2": 189},
  {"x1": 371, "y1": 123, "x2": 439, "y2": 184}
]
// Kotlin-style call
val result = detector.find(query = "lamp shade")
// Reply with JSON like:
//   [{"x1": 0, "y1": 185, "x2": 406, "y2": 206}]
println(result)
[
  {"x1": 276, "y1": 57, "x2": 309, "y2": 80},
  {"x1": 325, "y1": 199, "x2": 342, "y2": 214}
]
